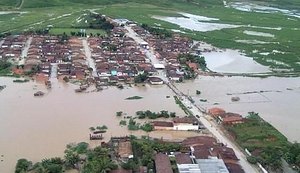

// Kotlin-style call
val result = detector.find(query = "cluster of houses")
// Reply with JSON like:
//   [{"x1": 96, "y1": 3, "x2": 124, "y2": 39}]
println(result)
[
  {"x1": 208, "y1": 108, "x2": 244, "y2": 125},
  {"x1": 1, "y1": 16, "x2": 205, "y2": 84},
  {"x1": 131, "y1": 26, "x2": 195, "y2": 81},
  {"x1": 108, "y1": 135, "x2": 244, "y2": 173},
  {"x1": 0, "y1": 35, "x2": 27, "y2": 60},
  {"x1": 87, "y1": 27, "x2": 157, "y2": 84},
  {"x1": 26, "y1": 36, "x2": 90, "y2": 79}
]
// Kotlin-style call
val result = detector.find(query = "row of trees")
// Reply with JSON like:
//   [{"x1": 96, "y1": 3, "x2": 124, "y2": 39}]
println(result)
[
  {"x1": 136, "y1": 110, "x2": 176, "y2": 119},
  {"x1": 141, "y1": 23, "x2": 172, "y2": 39}
]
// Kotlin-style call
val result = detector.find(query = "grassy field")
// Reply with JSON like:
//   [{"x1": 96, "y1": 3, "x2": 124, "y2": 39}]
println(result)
[
  {"x1": 0, "y1": 0, "x2": 300, "y2": 73},
  {"x1": 227, "y1": 113, "x2": 287, "y2": 150},
  {"x1": 226, "y1": 112, "x2": 300, "y2": 171}
]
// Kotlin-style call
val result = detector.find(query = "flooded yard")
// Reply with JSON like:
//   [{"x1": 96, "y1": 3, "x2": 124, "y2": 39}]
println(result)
[{"x1": 0, "y1": 77, "x2": 187, "y2": 172}]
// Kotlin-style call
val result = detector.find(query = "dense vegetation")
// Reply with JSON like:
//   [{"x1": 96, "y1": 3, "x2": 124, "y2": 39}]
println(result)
[
  {"x1": 88, "y1": 14, "x2": 114, "y2": 32},
  {"x1": 136, "y1": 110, "x2": 176, "y2": 119},
  {"x1": 226, "y1": 112, "x2": 300, "y2": 172},
  {"x1": 15, "y1": 142, "x2": 118, "y2": 173},
  {"x1": 128, "y1": 136, "x2": 181, "y2": 172},
  {"x1": 0, "y1": 60, "x2": 12, "y2": 76},
  {"x1": 134, "y1": 73, "x2": 149, "y2": 83},
  {"x1": 141, "y1": 23, "x2": 172, "y2": 39},
  {"x1": 177, "y1": 54, "x2": 207, "y2": 79}
]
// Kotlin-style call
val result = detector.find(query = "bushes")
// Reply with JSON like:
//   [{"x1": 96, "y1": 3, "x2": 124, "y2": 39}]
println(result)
[
  {"x1": 0, "y1": 60, "x2": 11, "y2": 75},
  {"x1": 15, "y1": 159, "x2": 32, "y2": 173},
  {"x1": 140, "y1": 123, "x2": 153, "y2": 132},
  {"x1": 116, "y1": 111, "x2": 123, "y2": 117},
  {"x1": 247, "y1": 156, "x2": 258, "y2": 164},
  {"x1": 136, "y1": 110, "x2": 176, "y2": 119},
  {"x1": 141, "y1": 24, "x2": 172, "y2": 39}
]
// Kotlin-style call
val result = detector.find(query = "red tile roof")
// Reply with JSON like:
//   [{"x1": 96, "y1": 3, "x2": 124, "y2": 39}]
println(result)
[{"x1": 155, "y1": 153, "x2": 173, "y2": 173}]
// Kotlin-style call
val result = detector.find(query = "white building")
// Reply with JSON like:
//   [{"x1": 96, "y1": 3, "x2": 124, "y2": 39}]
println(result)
[{"x1": 173, "y1": 117, "x2": 199, "y2": 131}]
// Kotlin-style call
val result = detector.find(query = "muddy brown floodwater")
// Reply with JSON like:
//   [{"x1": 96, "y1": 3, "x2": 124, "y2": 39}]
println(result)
[
  {"x1": 0, "y1": 77, "x2": 192, "y2": 173},
  {"x1": 1, "y1": 75, "x2": 300, "y2": 172}
]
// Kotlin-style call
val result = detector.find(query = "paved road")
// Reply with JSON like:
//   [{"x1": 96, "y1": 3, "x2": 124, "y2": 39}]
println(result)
[
  {"x1": 82, "y1": 38, "x2": 98, "y2": 77},
  {"x1": 124, "y1": 26, "x2": 168, "y2": 80},
  {"x1": 124, "y1": 25, "x2": 259, "y2": 173},
  {"x1": 19, "y1": 36, "x2": 32, "y2": 65}
]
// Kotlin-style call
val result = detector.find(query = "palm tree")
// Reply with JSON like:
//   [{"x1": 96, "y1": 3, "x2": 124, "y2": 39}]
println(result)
[{"x1": 83, "y1": 157, "x2": 117, "y2": 173}]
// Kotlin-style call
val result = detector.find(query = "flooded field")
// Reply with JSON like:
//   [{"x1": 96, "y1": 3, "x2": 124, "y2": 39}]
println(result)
[
  {"x1": 0, "y1": 77, "x2": 189, "y2": 172},
  {"x1": 227, "y1": 2, "x2": 300, "y2": 18},
  {"x1": 203, "y1": 49, "x2": 270, "y2": 73},
  {"x1": 152, "y1": 13, "x2": 240, "y2": 32},
  {"x1": 175, "y1": 76, "x2": 300, "y2": 142}
]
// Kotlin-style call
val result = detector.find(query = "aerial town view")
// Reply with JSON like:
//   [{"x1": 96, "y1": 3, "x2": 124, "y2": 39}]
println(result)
[{"x1": 0, "y1": 0, "x2": 300, "y2": 173}]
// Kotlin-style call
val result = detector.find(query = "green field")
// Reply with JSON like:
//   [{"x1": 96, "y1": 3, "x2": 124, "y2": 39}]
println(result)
[
  {"x1": 226, "y1": 112, "x2": 300, "y2": 171},
  {"x1": 1, "y1": 0, "x2": 300, "y2": 73}
]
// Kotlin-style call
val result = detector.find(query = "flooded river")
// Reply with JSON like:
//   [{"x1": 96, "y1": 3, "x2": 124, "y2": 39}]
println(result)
[
  {"x1": 0, "y1": 77, "x2": 188, "y2": 172},
  {"x1": 175, "y1": 76, "x2": 300, "y2": 142}
]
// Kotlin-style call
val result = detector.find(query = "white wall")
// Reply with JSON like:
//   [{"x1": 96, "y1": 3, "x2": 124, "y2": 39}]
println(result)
[{"x1": 173, "y1": 124, "x2": 199, "y2": 131}]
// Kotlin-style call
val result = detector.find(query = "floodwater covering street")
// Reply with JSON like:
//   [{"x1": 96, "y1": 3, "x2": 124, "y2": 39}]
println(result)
[{"x1": 82, "y1": 38, "x2": 98, "y2": 77}]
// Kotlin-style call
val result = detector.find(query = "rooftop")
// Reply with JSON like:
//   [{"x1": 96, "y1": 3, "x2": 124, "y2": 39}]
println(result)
[
  {"x1": 155, "y1": 153, "x2": 173, "y2": 173},
  {"x1": 175, "y1": 153, "x2": 193, "y2": 164},
  {"x1": 177, "y1": 164, "x2": 201, "y2": 173},
  {"x1": 196, "y1": 158, "x2": 229, "y2": 173}
]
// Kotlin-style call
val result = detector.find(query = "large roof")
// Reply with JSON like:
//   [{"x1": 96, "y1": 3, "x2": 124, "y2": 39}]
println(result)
[
  {"x1": 155, "y1": 153, "x2": 173, "y2": 173},
  {"x1": 196, "y1": 158, "x2": 229, "y2": 173}
]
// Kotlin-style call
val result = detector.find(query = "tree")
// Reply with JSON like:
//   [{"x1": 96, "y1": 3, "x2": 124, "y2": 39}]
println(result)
[
  {"x1": 15, "y1": 159, "x2": 32, "y2": 173},
  {"x1": 64, "y1": 150, "x2": 80, "y2": 169},
  {"x1": 63, "y1": 76, "x2": 69, "y2": 82},
  {"x1": 89, "y1": 127, "x2": 96, "y2": 132},
  {"x1": 134, "y1": 73, "x2": 149, "y2": 83},
  {"x1": 83, "y1": 157, "x2": 117, "y2": 173},
  {"x1": 170, "y1": 112, "x2": 176, "y2": 117},
  {"x1": 32, "y1": 157, "x2": 64, "y2": 173},
  {"x1": 140, "y1": 123, "x2": 153, "y2": 132},
  {"x1": 121, "y1": 159, "x2": 138, "y2": 170},
  {"x1": 83, "y1": 147, "x2": 117, "y2": 173},
  {"x1": 116, "y1": 111, "x2": 123, "y2": 117}
]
